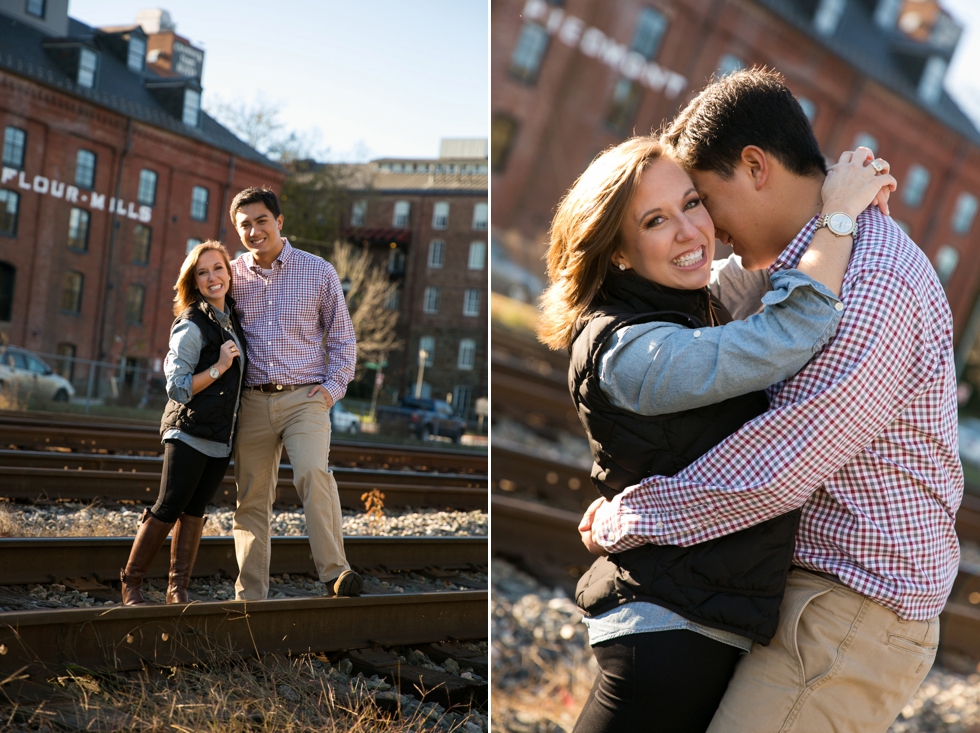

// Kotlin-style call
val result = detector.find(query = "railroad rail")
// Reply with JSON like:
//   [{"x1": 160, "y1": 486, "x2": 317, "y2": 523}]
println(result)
[
  {"x1": 492, "y1": 493, "x2": 980, "y2": 668},
  {"x1": 492, "y1": 438, "x2": 980, "y2": 544},
  {"x1": 0, "y1": 412, "x2": 487, "y2": 474},
  {"x1": 0, "y1": 536, "x2": 487, "y2": 677},
  {"x1": 0, "y1": 449, "x2": 487, "y2": 510},
  {"x1": 491, "y1": 354, "x2": 582, "y2": 436}
]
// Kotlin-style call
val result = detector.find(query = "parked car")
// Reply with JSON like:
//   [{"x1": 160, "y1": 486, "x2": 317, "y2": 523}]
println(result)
[
  {"x1": 329, "y1": 400, "x2": 361, "y2": 435},
  {"x1": 0, "y1": 345, "x2": 75, "y2": 402},
  {"x1": 376, "y1": 397, "x2": 467, "y2": 443}
]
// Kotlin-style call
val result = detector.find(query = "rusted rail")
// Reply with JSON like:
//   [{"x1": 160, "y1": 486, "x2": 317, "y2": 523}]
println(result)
[
  {"x1": 0, "y1": 413, "x2": 487, "y2": 473},
  {"x1": 0, "y1": 535, "x2": 487, "y2": 677},
  {"x1": 0, "y1": 535, "x2": 488, "y2": 586},
  {"x1": 0, "y1": 449, "x2": 487, "y2": 510},
  {"x1": 491, "y1": 355, "x2": 582, "y2": 435}
]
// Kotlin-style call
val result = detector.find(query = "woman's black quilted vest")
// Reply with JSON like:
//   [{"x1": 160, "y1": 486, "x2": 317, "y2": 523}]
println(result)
[
  {"x1": 569, "y1": 269, "x2": 800, "y2": 645},
  {"x1": 159, "y1": 295, "x2": 247, "y2": 444}
]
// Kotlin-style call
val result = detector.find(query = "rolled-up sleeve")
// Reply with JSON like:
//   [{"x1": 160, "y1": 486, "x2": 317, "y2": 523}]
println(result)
[
  {"x1": 163, "y1": 320, "x2": 203, "y2": 405},
  {"x1": 599, "y1": 269, "x2": 844, "y2": 416},
  {"x1": 320, "y1": 264, "x2": 357, "y2": 403}
]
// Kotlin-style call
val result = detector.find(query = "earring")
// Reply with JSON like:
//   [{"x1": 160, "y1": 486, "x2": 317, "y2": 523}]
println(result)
[{"x1": 618, "y1": 263, "x2": 626, "y2": 271}]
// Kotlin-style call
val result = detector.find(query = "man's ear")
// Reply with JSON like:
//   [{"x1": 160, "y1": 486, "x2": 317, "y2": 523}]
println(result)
[
  {"x1": 740, "y1": 145, "x2": 770, "y2": 191},
  {"x1": 276, "y1": 214, "x2": 284, "y2": 231}
]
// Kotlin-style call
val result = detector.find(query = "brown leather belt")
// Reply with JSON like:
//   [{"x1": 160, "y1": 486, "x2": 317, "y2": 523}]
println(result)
[{"x1": 247, "y1": 383, "x2": 315, "y2": 393}]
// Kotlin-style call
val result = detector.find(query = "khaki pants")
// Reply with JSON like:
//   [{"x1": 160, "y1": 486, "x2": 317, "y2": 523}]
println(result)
[
  {"x1": 233, "y1": 388, "x2": 349, "y2": 600},
  {"x1": 707, "y1": 569, "x2": 938, "y2": 733}
]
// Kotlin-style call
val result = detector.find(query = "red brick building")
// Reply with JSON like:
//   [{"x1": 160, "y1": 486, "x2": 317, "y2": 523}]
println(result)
[
  {"x1": 339, "y1": 140, "x2": 489, "y2": 420},
  {"x1": 492, "y1": 0, "x2": 980, "y2": 389},
  {"x1": 0, "y1": 4, "x2": 282, "y2": 387}
]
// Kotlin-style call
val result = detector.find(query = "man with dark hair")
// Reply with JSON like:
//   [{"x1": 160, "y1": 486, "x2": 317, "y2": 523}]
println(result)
[
  {"x1": 228, "y1": 186, "x2": 361, "y2": 600},
  {"x1": 584, "y1": 69, "x2": 962, "y2": 731}
]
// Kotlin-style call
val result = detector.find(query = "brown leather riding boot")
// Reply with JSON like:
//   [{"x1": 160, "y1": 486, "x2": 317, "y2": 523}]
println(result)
[
  {"x1": 166, "y1": 514, "x2": 206, "y2": 604},
  {"x1": 120, "y1": 508, "x2": 174, "y2": 606}
]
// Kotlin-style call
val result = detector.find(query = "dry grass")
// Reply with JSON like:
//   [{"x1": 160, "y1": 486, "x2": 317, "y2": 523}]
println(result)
[
  {"x1": 1, "y1": 650, "x2": 483, "y2": 733},
  {"x1": 491, "y1": 661, "x2": 594, "y2": 733}
]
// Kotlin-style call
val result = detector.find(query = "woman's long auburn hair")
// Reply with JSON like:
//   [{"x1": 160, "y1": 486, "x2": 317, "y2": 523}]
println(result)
[
  {"x1": 538, "y1": 136, "x2": 666, "y2": 350},
  {"x1": 173, "y1": 240, "x2": 234, "y2": 316}
]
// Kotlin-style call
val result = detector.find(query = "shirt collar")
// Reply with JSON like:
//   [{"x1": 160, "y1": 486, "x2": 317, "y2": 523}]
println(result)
[
  {"x1": 767, "y1": 214, "x2": 821, "y2": 276},
  {"x1": 247, "y1": 237, "x2": 292, "y2": 272}
]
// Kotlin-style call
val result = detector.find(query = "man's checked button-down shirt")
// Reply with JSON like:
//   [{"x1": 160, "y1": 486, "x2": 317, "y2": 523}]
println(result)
[
  {"x1": 232, "y1": 238, "x2": 356, "y2": 404},
  {"x1": 593, "y1": 207, "x2": 963, "y2": 621}
]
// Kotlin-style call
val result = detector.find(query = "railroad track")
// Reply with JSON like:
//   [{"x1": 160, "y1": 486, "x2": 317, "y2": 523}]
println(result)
[
  {"x1": 0, "y1": 412, "x2": 487, "y2": 474},
  {"x1": 492, "y1": 493, "x2": 980, "y2": 670},
  {"x1": 0, "y1": 449, "x2": 487, "y2": 510},
  {"x1": 0, "y1": 535, "x2": 487, "y2": 677},
  {"x1": 491, "y1": 354, "x2": 582, "y2": 435}
]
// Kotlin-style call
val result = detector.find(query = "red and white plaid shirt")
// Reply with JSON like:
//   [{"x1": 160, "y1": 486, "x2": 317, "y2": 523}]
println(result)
[
  {"x1": 232, "y1": 239, "x2": 356, "y2": 403},
  {"x1": 593, "y1": 207, "x2": 963, "y2": 620}
]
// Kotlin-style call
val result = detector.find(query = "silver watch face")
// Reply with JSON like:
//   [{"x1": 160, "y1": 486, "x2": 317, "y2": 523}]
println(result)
[
  {"x1": 210, "y1": 366, "x2": 220, "y2": 378},
  {"x1": 827, "y1": 212, "x2": 854, "y2": 236}
]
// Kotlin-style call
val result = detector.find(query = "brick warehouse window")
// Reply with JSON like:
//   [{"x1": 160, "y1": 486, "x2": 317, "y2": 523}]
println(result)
[
  {"x1": 186, "y1": 237, "x2": 202, "y2": 254},
  {"x1": 132, "y1": 224, "x2": 151, "y2": 265},
  {"x1": 510, "y1": 22, "x2": 549, "y2": 83},
  {"x1": 393, "y1": 200, "x2": 410, "y2": 227},
  {"x1": 351, "y1": 200, "x2": 366, "y2": 227},
  {"x1": 717, "y1": 53, "x2": 744, "y2": 77},
  {"x1": 463, "y1": 288, "x2": 481, "y2": 317},
  {"x1": 472, "y1": 203, "x2": 488, "y2": 231},
  {"x1": 952, "y1": 193, "x2": 978, "y2": 234},
  {"x1": 61, "y1": 271, "x2": 83, "y2": 313},
  {"x1": 183, "y1": 88, "x2": 201, "y2": 127},
  {"x1": 127, "y1": 34, "x2": 146, "y2": 72},
  {"x1": 190, "y1": 186, "x2": 209, "y2": 221},
  {"x1": 468, "y1": 241, "x2": 486, "y2": 270},
  {"x1": 428, "y1": 240, "x2": 445, "y2": 269},
  {"x1": 797, "y1": 97, "x2": 817, "y2": 122},
  {"x1": 432, "y1": 202, "x2": 449, "y2": 230},
  {"x1": 3, "y1": 127, "x2": 26, "y2": 169},
  {"x1": 934, "y1": 245, "x2": 959, "y2": 286},
  {"x1": 491, "y1": 114, "x2": 518, "y2": 172},
  {"x1": 903, "y1": 165, "x2": 931, "y2": 208},
  {"x1": 0, "y1": 190, "x2": 19, "y2": 236},
  {"x1": 0, "y1": 262, "x2": 14, "y2": 321},
  {"x1": 387, "y1": 247, "x2": 405, "y2": 275},
  {"x1": 137, "y1": 169, "x2": 157, "y2": 206},
  {"x1": 55, "y1": 343, "x2": 75, "y2": 381},
  {"x1": 77, "y1": 48, "x2": 99, "y2": 88},
  {"x1": 423, "y1": 286, "x2": 440, "y2": 314},
  {"x1": 606, "y1": 8, "x2": 669, "y2": 131},
  {"x1": 125, "y1": 284, "x2": 145, "y2": 325},
  {"x1": 75, "y1": 149, "x2": 96, "y2": 189},
  {"x1": 457, "y1": 339, "x2": 476, "y2": 370},
  {"x1": 851, "y1": 132, "x2": 878, "y2": 154},
  {"x1": 26, "y1": 0, "x2": 45, "y2": 18},
  {"x1": 453, "y1": 385, "x2": 471, "y2": 417},
  {"x1": 419, "y1": 336, "x2": 435, "y2": 367},
  {"x1": 67, "y1": 208, "x2": 90, "y2": 251}
]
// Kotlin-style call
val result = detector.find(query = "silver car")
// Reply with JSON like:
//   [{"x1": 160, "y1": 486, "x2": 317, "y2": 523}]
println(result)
[
  {"x1": 329, "y1": 400, "x2": 361, "y2": 435},
  {"x1": 0, "y1": 345, "x2": 75, "y2": 402}
]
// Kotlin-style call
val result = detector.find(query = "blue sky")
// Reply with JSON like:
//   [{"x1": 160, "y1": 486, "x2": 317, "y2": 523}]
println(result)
[
  {"x1": 70, "y1": 0, "x2": 489, "y2": 161},
  {"x1": 942, "y1": 0, "x2": 980, "y2": 128}
]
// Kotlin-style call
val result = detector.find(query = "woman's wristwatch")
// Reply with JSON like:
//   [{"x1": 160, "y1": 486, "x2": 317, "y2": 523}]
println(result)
[
  {"x1": 209, "y1": 365, "x2": 220, "y2": 379},
  {"x1": 818, "y1": 211, "x2": 857, "y2": 237}
]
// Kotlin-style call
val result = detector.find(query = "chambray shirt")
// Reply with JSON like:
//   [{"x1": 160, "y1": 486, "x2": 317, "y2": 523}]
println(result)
[
  {"x1": 584, "y1": 268, "x2": 845, "y2": 650},
  {"x1": 162, "y1": 304, "x2": 244, "y2": 458}
]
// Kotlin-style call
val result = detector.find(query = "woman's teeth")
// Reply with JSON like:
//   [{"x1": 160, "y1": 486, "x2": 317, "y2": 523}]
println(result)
[{"x1": 673, "y1": 247, "x2": 704, "y2": 267}]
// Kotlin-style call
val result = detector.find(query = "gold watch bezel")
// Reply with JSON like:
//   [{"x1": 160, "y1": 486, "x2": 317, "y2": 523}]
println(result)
[{"x1": 820, "y1": 211, "x2": 857, "y2": 237}]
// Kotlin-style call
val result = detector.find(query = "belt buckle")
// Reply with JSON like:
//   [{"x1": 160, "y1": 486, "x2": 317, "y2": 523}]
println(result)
[{"x1": 276, "y1": 384, "x2": 283, "y2": 391}]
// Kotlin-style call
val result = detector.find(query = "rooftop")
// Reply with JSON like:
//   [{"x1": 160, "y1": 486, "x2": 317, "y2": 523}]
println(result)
[{"x1": 0, "y1": 9, "x2": 277, "y2": 168}]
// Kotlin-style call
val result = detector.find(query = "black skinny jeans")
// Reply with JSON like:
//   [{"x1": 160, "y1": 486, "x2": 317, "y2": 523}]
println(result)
[
  {"x1": 150, "y1": 439, "x2": 230, "y2": 523},
  {"x1": 573, "y1": 630, "x2": 742, "y2": 733}
]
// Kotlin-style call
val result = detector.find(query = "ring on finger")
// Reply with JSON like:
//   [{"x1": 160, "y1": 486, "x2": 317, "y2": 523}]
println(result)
[{"x1": 871, "y1": 159, "x2": 885, "y2": 174}]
